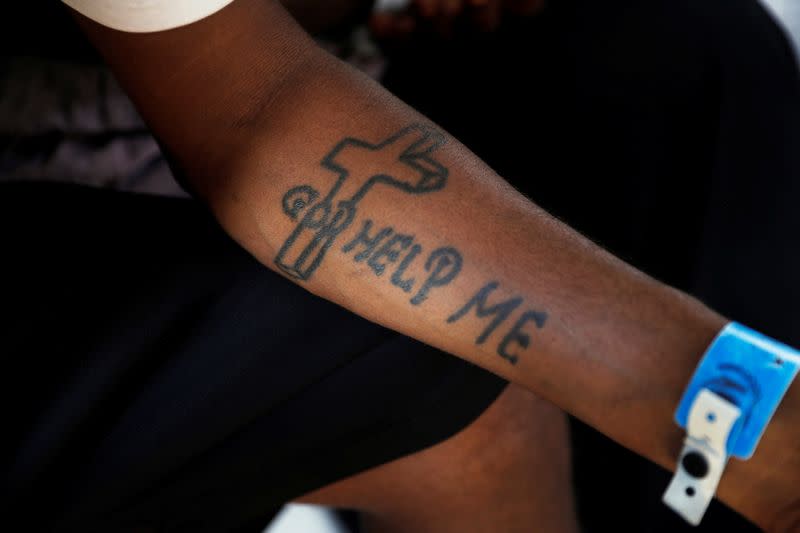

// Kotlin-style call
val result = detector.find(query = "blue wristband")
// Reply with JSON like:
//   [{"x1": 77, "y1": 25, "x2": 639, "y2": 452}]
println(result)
[{"x1": 674, "y1": 322, "x2": 800, "y2": 459}]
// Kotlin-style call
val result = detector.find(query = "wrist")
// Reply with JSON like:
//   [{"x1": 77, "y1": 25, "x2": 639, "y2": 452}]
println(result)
[{"x1": 665, "y1": 321, "x2": 800, "y2": 529}]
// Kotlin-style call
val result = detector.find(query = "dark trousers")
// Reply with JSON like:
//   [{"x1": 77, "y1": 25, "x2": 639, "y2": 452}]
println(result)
[{"x1": 0, "y1": 183, "x2": 505, "y2": 532}]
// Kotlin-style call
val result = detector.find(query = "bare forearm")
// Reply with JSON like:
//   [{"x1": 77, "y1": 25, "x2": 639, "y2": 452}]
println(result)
[
  {"x1": 213, "y1": 51, "x2": 726, "y2": 467},
  {"x1": 222, "y1": 69, "x2": 800, "y2": 528},
  {"x1": 74, "y1": 1, "x2": 798, "y2": 528},
  {"x1": 193, "y1": 55, "x2": 794, "y2": 528}
]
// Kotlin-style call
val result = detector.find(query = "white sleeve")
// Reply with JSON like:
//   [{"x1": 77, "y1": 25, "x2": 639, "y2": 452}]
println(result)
[{"x1": 62, "y1": 0, "x2": 236, "y2": 33}]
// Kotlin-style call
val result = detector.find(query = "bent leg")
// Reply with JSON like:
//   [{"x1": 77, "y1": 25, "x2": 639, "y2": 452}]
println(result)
[{"x1": 300, "y1": 384, "x2": 579, "y2": 533}]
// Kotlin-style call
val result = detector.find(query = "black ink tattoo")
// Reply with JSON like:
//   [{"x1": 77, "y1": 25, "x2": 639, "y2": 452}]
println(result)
[
  {"x1": 274, "y1": 126, "x2": 550, "y2": 365},
  {"x1": 368, "y1": 233, "x2": 415, "y2": 276},
  {"x1": 410, "y1": 247, "x2": 463, "y2": 305},
  {"x1": 391, "y1": 244, "x2": 422, "y2": 292},
  {"x1": 342, "y1": 220, "x2": 394, "y2": 263},
  {"x1": 447, "y1": 281, "x2": 523, "y2": 343},
  {"x1": 498, "y1": 310, "x2": 548, "y2": 365},
  {"x1": 448, "y1": 281, "x2": 548, "y2": 365},
  {"x1": 341, "y1": 218, "x2": 463, "y2": 304},
  {"x1": 282, "y1": 185, "x2": 319, "y2": 220},
  {"x1": 276, "y1": 124, "x2": 448, "y2": 280}
]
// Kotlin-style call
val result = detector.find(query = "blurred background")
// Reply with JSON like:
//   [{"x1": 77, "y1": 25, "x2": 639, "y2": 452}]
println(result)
[{"x1": 762, "y1": 0, "x2": 800, "y2": 55}]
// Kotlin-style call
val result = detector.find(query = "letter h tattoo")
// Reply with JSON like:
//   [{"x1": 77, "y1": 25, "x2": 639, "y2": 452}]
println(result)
[{"x1": 275, "y1": 124, "x2": 449, "y2": 280}]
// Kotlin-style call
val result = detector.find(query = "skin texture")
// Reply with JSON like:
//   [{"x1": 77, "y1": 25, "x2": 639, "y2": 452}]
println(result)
[{"x1": 68, "y1": 1, "x2": 800, "y2": 530}]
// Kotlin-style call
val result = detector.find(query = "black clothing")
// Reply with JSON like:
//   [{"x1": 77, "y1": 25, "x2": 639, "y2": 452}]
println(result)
[{"x1": 0, "y1": 183, "x2": 506, "y2": 532}]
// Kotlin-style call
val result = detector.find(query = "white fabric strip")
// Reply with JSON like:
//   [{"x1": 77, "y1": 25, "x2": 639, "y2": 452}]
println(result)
[{"x1": 62, "y1": 0, "x2": 236, "y2": 33}]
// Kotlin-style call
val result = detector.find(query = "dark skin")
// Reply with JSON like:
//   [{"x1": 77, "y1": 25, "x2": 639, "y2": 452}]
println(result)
[{"x1": 68, "y1": 1, "x2": 800, "y2": 530}]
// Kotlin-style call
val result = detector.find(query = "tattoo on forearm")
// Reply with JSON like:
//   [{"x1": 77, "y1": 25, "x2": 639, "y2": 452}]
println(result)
[
  {"x1": 342, "y1": 220, "x2": 394, "y2": 264},
  {"x1": 447, "y1": 281, "x2": 523, "y2": 342},
  {"x1": 410, "y1": 247, "x2": 463, "y2": 305},
  {"x1": 341, "y1": 219, "x2": 463, "y2": 306},
  {"x1": 449, "y1": 282, "x2": 548, "y2": 365},
  {"x1": 275, "y1": 124, "x2": 547, "y2": 365},
  {"x1": 276, "y1": 124, "x2": 448, "y2": 280},
  {"x1": 391, "y1": 243, "x2": 423, "y2": 292}
]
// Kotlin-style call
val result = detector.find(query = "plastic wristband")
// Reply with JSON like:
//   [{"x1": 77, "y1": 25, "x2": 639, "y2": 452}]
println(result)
[{"x1": 663, "y1": 322, "x2": 800, "y2": 525}]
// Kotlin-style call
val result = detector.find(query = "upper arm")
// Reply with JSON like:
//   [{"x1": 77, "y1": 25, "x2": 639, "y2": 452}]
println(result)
[{"x1": 67, "y1": 0, "x2": 319, "y2": 188}]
